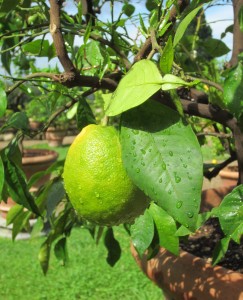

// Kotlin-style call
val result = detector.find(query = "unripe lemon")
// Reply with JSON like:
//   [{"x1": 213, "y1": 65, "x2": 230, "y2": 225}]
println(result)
[{"x1": 63, "y1": 124, "x2": 149, "y2": 226}]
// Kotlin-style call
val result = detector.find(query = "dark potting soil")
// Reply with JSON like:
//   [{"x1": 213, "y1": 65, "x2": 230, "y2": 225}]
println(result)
[{"x1": 180, "y1": 218, "x2": 243, "y2": 273}]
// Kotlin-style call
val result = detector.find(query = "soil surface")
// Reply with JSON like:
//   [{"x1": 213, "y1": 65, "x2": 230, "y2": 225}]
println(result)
[{"x1": 180, "y1": 218, "x2": 243, "y2": 273}]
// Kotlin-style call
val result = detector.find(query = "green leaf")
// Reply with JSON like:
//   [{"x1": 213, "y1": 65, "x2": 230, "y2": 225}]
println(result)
[
  {"x1": 84, "y1": 41, "x2": 105, "y2": 70},
  {"x1": 105, "y1": 60, "x2": 163, "y2": 116},
  {"x1": 139, "y1": 14, "x2": 147, "y2": 34},
  {"x1": 223, "y1": 62, "x2": 243, "y2": 120},
  {"x1": 0, "y1": 0, "x2": 18, "y2": 15},
  {"x1": 170, "y1": 90, "x2": 184, "y2": 116},
  {"x1": 46, "y1": 178, "x2": 65, "y2": 219},
  {"x1": 6, "y1": 203, "x2": 23, "y2": 226},
  {"x1": 0, "y1": 156, "x2": 4, "y2": 198},
  {"x1": 149, "y1": 202, "x2": 179, "y2": 255},
  {"x1": 202, "y1": 38, "x2": 230, "y2": 58},
  {"x1": 221, "y1": 24, "x2": 234, "y2": 39},
  {"x1": 212, "y1": 185, "x2": 243, "y2": 236},
  {"x1": 39, "y1": 241, "x2": 51, "y2": 275},
  {"x1": 30, "y1": 217, "x2": 44, "y2": 239},
  {"x1": 149, "y1": 10, "x2": 158, "y2": 28},
  {"x1": 1, "y1": 151, "x2": 40, "y2": 215},
  {"x1": 0, "y1": 81, "x2": 7, "y2": 118},
  {"x1": 12, "y1": 210, "x2": 31, "y2": 240},
  {"x1": 76, "y1": 97, "x2": 96, "y2": 130},
  {"x1": 54, "y1": 237, "x2": 68, "y2": 265},
  {"x1": 1, "y1": 40, "x2": 12, "y2": 74},
  {"x1": 146, "y1": 0, "x2": 157, "y2": 11},
  {"x1": 104, "y1": 228, "x2": 121, "y2": 267},
  {"x1": 123, "y1": 3, "x2": 135, "y2": 17},
  {"x1": 130, "y1": 209, "x2": 154, "y2": 257},
  {"x1": 66, "y1": 102, "x2": 78, "y2": 119},
  {"x1": 212, "y1": 236, "x2": 230, "y2": 266},
  {"x1": 84, "y1": 20, "x2": 92, "y2": 44},
  {"x1": 159, "y1": 36, "x2": 174, "y2": 74},
  {"x1": 173, "y1": 5, "x2": 203, "y2": 47},
  {"x1": 238, "y1": 5, "x2": 243, "y2": 32},
  {"x1": 231, "y1": 223, "x2": 243, "y2": 244},
  {"x1": 1, "y1": 112, "x2": 29, "y2": 133},
  {"x1": 22, "y1": 40, "x2": 50, "y2": 56},
  {"x1": 120, "y1": 100, "x2": 203, "y2": 230},
  {"x1": 161, "y1": 74, "x2": 199, "y2": 90}
]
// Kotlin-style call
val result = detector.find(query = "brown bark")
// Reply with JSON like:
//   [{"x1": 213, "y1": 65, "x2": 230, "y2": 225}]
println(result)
[
  {"x1": 229, "y1": 0, "x2": 243, "y2": 66},
  {"x1": 49, "y1": 0, "x2": 76, "y2": 73}
]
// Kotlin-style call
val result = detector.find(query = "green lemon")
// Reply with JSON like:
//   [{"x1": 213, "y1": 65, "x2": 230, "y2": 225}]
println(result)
[{"x1": 63, "y1": 124, "x2": 149, "y2": 226}]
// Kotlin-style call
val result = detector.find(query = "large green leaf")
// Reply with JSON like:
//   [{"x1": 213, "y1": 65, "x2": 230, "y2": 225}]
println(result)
[
  {"x1": 0, "y1": 81, "x2": 7, "y2": 118},
  {"x1": 105, "y1": 60, "x2": 163, "y2": 116},
  {"x1": 120, "y1": 100, "x2": 203, "y2": 230},
  {"x1": 130, "y1": 209, "x2": 154, "y2": 257},
  {"x1": 173, "y1": 5, "x2": 203, "y2": 47},
  {"x1": 223, "y1": 62, "x2": 243, "y2": 120},
  {"x1": 149, "y1": 202, "x2": 179, "y2": 255}
]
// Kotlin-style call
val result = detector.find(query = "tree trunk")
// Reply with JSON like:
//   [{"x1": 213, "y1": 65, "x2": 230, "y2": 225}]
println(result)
[{"x1": 230, "y1": 0, "x2": 243, "y2": 66}]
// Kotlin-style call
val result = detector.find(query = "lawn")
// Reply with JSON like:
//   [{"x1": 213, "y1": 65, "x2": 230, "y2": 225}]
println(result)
[{"x1": 0, "y1": 226, "x2": 163, "y2": 300}]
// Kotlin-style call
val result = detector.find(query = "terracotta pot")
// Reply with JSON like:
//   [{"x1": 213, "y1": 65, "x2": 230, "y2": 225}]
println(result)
[
  {"x1": 219, "y1": 165, "x2": 238, "y2": 188},
  {"x1": 29, "y1": 119, "x2": 42, "y2": 130},
  {"x1": 45, "y1": 127, "x2": 66, "y2": 147},
  {"x1": 0, "y1": 148, "x2": 58, "y2": 218},
  {"x1": 131, "y1": 186, "x2": 243, "y2": 300}
]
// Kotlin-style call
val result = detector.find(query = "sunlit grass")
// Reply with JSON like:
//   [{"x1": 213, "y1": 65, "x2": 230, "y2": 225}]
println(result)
[{"x1": 0, "y1": 226, "x2": 163, "y2": 300}]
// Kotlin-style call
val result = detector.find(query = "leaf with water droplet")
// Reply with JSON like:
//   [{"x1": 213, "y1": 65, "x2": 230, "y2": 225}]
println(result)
[
  {"x1": 120, "y1": 100, "x2": 203, "y2": 231},
  {"x1": 131, "y1": 209, "x2": 154, "y2": 257},
  {"x1": 149, "y1": 203, "x2": 179, "y2": 255},
  {"x1": 176, "y1": 201, "x2": 183, "y2": 209},
  {"x1": 187, "y1": 211, "x2": 194, "y2": 218}
]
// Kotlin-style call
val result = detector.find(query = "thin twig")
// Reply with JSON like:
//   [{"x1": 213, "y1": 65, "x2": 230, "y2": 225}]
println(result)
[{"x1": 196, "y1": 132, "x2": 232, "y2": 138}]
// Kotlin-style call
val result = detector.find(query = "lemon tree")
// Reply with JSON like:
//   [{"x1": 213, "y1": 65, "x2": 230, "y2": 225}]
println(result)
[
  {"x1": 1, "y1": 0, "x2": 243, "y2": 276},
  {"x1": 63, "y1": 124, "x2": 148, "y2": 226}
]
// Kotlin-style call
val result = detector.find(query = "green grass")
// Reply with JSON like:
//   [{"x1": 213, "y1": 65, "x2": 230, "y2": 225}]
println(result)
[{"x1": 0, "y1": 226, "x2": 163, "y2": 300}]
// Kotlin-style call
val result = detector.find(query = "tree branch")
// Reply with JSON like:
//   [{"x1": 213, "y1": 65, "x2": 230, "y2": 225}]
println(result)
[
  {"x1": 204, "y1": 155, "x2": 237, "y2": 180},
  {"x1": 49, "y1": 0, "x2": 76, "y2": 72},
  {"x1": 6, "y1": 72, "x2": 118, "y2": 95},
  {"x1": 229, "y1": 0, "x2": 243, "y2": 66}
]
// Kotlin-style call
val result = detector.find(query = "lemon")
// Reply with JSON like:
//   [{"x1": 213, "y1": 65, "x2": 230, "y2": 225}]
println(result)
[{"x1": 63, "y1": 124, "x2": 149, "y2": 226}]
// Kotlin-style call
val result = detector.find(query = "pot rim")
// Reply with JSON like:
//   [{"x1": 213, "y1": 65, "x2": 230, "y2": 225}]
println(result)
[
  {"x1": 131, "y1": 187, "x2": 243, "y2": 300},
  {"x1": 131, "y1": 244, "x2": 243, "y2": 300},
  {"x1": 22, "y1": 149, "x2": 59, "y2": 165},
  {"x1": 219, "y1": 169, "x2": 239, "y2": 179}
]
